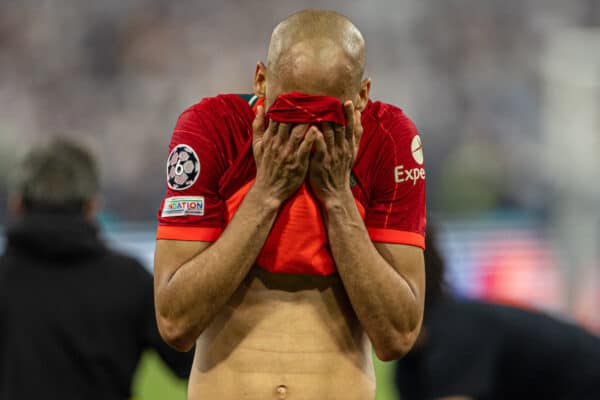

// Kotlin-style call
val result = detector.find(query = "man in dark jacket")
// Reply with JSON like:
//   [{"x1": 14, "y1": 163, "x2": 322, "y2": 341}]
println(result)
[
  {"x1": 0, "y1": 139, "x2": 192, "y2": 399},
  {"x1": 394, "y1": 228, "x2": 600, "y2": 400}
]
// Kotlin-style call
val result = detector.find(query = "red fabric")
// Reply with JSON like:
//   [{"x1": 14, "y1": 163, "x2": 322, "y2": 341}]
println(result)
[
  {"x1": 224, "y1": 179, "x2": 366, "y2": 275},
  {"x1": 252, "y1": 96, "x2": 265, "y2": 113},
  {"x1": 157, "y1": 94, "x2": 426, "y2": 276},
  {"x1": 266, "y1": 92, "x2": 346, "y2": 125}
]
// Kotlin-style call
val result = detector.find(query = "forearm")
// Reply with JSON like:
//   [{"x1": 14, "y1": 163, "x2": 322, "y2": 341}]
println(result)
[
  {"x1": 157, "y1": 185, "x2": 280, "y2": 341},
  {"x1": 324, "y1": 191, "x2": 422, "y2": 359}
]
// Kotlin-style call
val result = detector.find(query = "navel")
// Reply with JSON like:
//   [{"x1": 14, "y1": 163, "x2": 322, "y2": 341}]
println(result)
[{"x1": 276, "y1": 384, "x2": 288, "y2": 399}]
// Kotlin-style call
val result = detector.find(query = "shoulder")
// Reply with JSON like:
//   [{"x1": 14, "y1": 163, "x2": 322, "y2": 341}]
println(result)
[
  {"x1": 363, "y1": 100, "x2": 419, "y2": 143},
  {"x1": 361, "y1": 100, "x2": 422, "y2": 168},
  {"x1": 181, "y1": 94, "x2": 252, "y2": 119},
  {"x1": 169, "y1": 94, "x2": 254, "y2": 169},
  {"x1": 360, "y1": 100, "x2": 425, "y2": 180}
]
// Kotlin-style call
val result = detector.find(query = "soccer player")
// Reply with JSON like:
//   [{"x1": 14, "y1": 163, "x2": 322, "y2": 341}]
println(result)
[
  {"x1": 395, "y1": 228, "x2": 600, "y2": 400},
  {"x1": 154, "y1": 9, "x2": 426, "y2": 399}
]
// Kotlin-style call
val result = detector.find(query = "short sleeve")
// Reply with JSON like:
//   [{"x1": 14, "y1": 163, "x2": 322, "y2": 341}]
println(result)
[
  {"x1": 365, "y1": 111, "x2": 426, "y2": 248},
  {"x1": 156, "y1": 105, "x2": 226, "y2": 242}
]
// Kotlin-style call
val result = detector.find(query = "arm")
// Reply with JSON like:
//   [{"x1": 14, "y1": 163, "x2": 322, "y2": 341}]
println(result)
[
  {"x1": 154, "y1": 109, "x2": 318, "y2": 351},
  {"x1": 324, "y1": 193, "x2": 424, "y2": 360},
  {"x1": 308, "y1": 102, "x2": 425, "y2": 360},
  {"x1": 154, "y1": 188, "x2": 279, "y2": 352}
]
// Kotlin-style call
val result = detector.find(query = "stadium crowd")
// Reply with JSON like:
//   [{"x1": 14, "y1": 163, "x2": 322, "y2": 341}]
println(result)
[{"x1": 1, "y1": 0, "x2": 598, "y2": 221}]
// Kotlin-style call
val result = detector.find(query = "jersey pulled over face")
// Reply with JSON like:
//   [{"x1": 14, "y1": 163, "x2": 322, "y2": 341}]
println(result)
[{"x1": 156, "y1": 94, "x2": 426, "y2": 275}]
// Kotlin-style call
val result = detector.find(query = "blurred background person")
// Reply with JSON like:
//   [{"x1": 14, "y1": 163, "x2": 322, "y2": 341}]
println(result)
[
  {"x1": 0, "y1": 138, "x2": 192, "y2": 399},
  {"x1": 394, "y1": 227, "x2": 600, "y2": 400}
]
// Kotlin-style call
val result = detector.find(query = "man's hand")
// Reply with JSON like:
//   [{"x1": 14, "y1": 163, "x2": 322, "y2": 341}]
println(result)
[
  {"x1": 253, "y1": 105, "x2": 319, "y2": 204},
  {"x1": 307, "y1": 101, "x2": 424, "y2": 360},
  {"x1": 155, "y1": 107, "x2": 324, "y2": 351},
  {"x1": 307, "y1": 101, "x2": 363, "y2": 206}
]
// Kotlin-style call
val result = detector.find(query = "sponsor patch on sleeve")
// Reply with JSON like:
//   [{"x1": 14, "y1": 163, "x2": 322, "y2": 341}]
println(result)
[{"x1": 161, "y1": 196, "x2": 205, "y2": 217}]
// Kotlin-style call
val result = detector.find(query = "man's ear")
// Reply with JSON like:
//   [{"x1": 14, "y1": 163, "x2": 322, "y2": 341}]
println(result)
[
  {"x1": 253, "y1": 62, "x2": 267, "y2": 97},
  {"x1": 355, "y1": 78, "x2": 371, "y2": 111}
]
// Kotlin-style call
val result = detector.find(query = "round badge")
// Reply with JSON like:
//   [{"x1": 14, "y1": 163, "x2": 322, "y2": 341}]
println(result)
[
  {"x1": 411, "y1": 135, "x2": 424, "y2": 165},
  {"x1": 166, "y1": 144, "x2": 200, "y2": 190}
]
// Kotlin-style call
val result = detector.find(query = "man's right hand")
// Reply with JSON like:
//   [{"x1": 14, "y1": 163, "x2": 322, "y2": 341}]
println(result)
[
  {"x1": 155, "y1": 107, "x2": 317, "y2": 351},
  {"x1": 252, "y1": 105, "x2": 318, "y2": 203}
]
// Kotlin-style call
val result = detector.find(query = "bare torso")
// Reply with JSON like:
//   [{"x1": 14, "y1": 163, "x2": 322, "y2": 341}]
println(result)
[{"x1": 188, "y1": 267, "x2": 376, "y2": 400}]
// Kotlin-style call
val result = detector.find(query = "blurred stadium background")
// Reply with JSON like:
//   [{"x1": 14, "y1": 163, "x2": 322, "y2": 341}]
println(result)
[{"x1": 0, "y1": 0, "x2": 599, "y2": 398}]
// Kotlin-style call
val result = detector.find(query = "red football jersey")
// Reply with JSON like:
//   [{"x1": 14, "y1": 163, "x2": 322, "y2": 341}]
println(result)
[{"x1": 157, "y1": 94, "x2": 426, "y2": 275}]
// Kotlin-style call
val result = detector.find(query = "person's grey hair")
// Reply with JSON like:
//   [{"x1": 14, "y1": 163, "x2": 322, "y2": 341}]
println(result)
[{"x1": 10, "y1": 138, "x2": 99, "y2": 212}]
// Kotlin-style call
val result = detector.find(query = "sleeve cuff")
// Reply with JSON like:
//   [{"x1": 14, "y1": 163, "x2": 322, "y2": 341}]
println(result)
[
  {"x1": 156, "y1": 224, "x2": 222, "y2": 242},
  {"x1": 367, "y1": 228, "x2": 425, "y2": 249}
]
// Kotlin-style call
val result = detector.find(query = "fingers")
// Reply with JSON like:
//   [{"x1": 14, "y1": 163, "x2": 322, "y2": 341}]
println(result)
[
  {"x1": 264, "y1": 120, "x2": 279, "y2": 144},
  {"x1": 353, "y1": 109, "x2": 363, "y2": 147},
  {"x1": 311, "y1": 128, "x2": 327, "y2": 163},
  {"x1": 322, "y1": 122, "x2": 335, "y2": 150},
  {"x1": 297, "y1": 126, "x2": 319, "y2": 165},
  {"x1": 288, "y1": 124, "x2": 309, "y2": 150},
  {"x1": 343, "y1": 101, "x2": 355, "y2": 142},
  {"x1": 273, "y1": 123, "x2": 292, "y2": 147},
  {"x1": 252, "y1": 105, "x2": 265, "y2": 139},
  {"x1": 323, "y1": 122, "x2": 343, "y2": 148}
]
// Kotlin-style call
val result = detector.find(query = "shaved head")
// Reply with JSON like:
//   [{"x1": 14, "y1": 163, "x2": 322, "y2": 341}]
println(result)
[
  {"x1": 257, "y1": 9, "x2": 369, "y2": 110},
  {"x1": 268, "y1": 10, "x2": 365, "y2": 86}
]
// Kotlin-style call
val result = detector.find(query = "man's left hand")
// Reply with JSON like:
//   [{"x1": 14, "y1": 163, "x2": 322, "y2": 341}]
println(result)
[{"x1": 308, "y1": 101, "x2": 363, "y2": 207}]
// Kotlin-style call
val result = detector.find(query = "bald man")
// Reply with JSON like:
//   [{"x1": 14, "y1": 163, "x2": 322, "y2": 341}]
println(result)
[{"x1": 154, "y1": 10, "x2": 426, "y2": 400}]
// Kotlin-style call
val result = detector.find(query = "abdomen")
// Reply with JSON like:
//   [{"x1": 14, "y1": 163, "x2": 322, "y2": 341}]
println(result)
[{"x1": 188, "y1": 267, "x2": 376, "y2": 400}]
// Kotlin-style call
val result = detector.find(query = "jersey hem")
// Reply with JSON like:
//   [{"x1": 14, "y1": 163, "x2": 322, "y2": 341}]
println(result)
[
  {"x1": 156, "y1": 224, "x2": 222, "y2": 242},
  {"x1": 367, "y1": 228, "x2": 425, "y2": 249}
]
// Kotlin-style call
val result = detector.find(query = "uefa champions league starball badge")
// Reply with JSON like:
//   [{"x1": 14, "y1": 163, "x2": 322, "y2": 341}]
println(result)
[{"x1": 166, "y1": 144, "x2": 200, "y2": 190}]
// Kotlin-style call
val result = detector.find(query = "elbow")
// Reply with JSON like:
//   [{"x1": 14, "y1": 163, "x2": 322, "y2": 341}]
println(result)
[
  {"x1": 157, "y1": 315, "x2": 200, "y2": 353},
  {"x1": 372, "y1": 328, "x2": 421, "y2": 362},
  {"x1": 373, "y1": 302, "x2": 424, "y2": 361}
]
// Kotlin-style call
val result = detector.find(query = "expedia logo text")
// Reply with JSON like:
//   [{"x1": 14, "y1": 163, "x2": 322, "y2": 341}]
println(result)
[{"x1": 394, "y1": 165, "x2": 426, "y2": 185}]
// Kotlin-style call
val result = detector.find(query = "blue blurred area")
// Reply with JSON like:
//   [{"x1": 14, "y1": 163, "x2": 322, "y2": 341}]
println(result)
[
  {"x1": 3, "y1": 208, "x2": 591, "y2": 331},
  {"x1": 439, "y1": 211, "x2": 563, "y2": 308}
]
